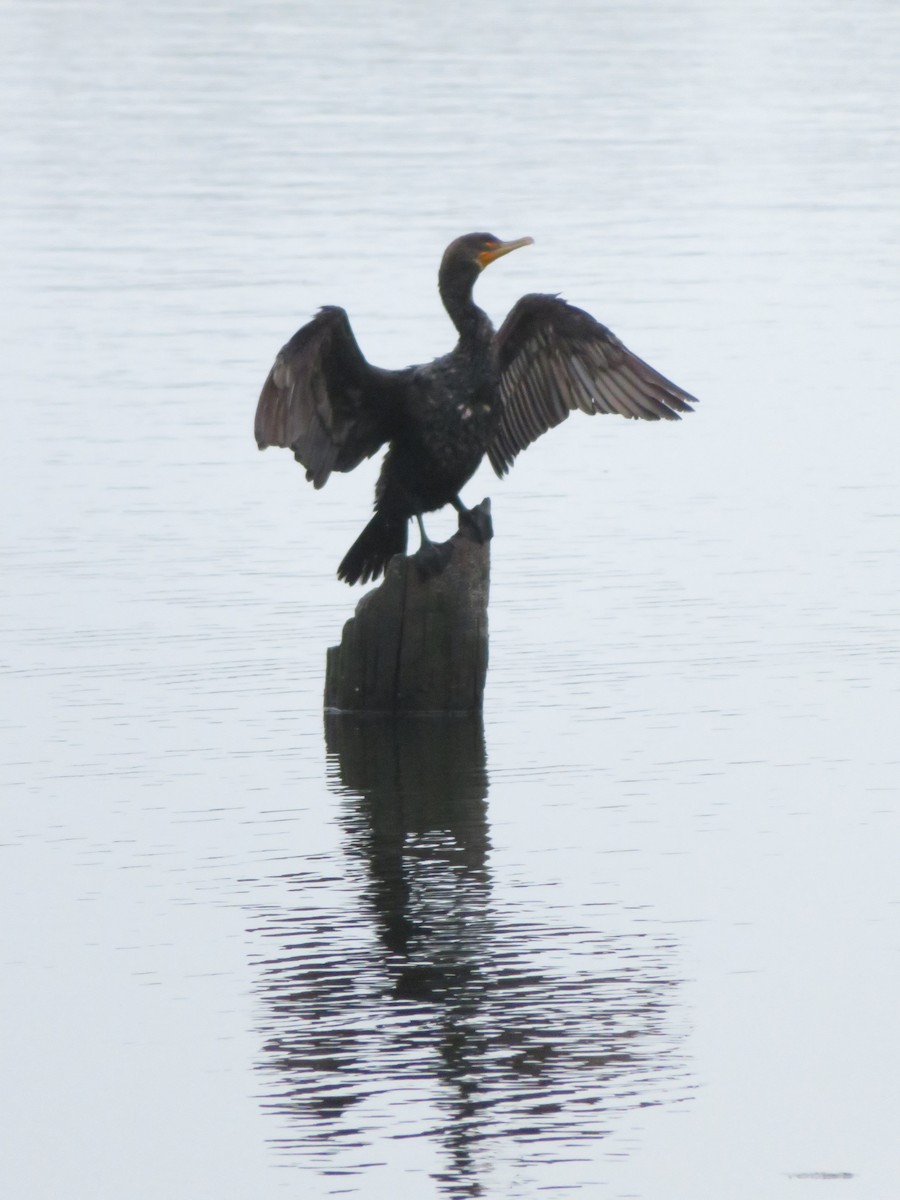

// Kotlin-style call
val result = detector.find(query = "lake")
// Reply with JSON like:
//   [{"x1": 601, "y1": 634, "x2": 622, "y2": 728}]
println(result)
[{"x1": 2, "y1": 0, "x2": 899, "y2": 1196}]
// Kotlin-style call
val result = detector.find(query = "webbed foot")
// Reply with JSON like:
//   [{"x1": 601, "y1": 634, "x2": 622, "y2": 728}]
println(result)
[{"x1": 454, "y1": 498, "x2": 493, "y2": 544}]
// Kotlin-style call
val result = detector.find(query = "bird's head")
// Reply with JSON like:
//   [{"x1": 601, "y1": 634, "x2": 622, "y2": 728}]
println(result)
[{"x1": 439, "y1": 232, "x2": 534, "y2": 300}]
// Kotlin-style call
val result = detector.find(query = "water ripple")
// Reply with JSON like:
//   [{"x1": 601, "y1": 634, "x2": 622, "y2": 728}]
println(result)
[{"x1": 249, "y1": 717, "x2": 690, "y2": 1195}]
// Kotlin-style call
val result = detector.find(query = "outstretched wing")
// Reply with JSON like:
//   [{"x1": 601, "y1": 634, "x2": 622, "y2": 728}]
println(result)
[
  {"x1": 255, "y1": 305, "x2": 397, "y2": 489},
  {"x1": 488, "y1": 293, "x2": 697, "y2": 477}
]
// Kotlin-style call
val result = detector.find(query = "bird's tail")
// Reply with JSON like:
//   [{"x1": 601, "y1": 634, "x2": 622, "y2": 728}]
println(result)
[{"x1": 337, "y1": 512, "x2": 408, "y2": 585}]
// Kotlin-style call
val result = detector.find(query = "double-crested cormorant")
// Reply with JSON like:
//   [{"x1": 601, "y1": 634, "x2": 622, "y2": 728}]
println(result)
[{"x1": 255, "y1": 233, "x2": 696, "y2": 585}]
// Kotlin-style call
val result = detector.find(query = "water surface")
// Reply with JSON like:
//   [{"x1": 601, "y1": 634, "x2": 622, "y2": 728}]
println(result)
[{"x1": 2, "y1": 1, "x2": 899, "y2": 1197}]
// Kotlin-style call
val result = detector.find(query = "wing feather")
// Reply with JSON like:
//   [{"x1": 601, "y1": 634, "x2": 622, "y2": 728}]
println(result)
[
  {"x1": 488, "y1": 294, "x2": 697, "y2": 477},
  {"x1": 255, "y1": 306, "x2": 397, "y2": 489}
]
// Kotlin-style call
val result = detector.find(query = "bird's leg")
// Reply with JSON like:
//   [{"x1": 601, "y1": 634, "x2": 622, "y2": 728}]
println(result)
[
  {"x1": 450, "y1": 496, "x2": 493, "y2": 544},
  {"x1": 413, "y1": 513, "x2": 453, "y2": 580}
]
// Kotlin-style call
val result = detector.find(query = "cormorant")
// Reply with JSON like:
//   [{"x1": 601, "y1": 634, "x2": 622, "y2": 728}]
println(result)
[{"x1": 255, "y1": 233, "x2": 696, "y2": 585}]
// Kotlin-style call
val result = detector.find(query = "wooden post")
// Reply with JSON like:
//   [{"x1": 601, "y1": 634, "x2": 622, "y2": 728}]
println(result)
[{"x1": 324, "y1": 500, "x2": 491, "y2": 713}]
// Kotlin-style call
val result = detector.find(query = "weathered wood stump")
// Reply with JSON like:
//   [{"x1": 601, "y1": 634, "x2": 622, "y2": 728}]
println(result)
[{"x1": 324, "y1": 500, "x2": 491, "y2": 713}]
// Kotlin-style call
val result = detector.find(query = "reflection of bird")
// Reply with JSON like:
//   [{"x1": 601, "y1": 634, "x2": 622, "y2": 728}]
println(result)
[{"x1": 255, "y1": 233, "x2": 697, "y2": 585}]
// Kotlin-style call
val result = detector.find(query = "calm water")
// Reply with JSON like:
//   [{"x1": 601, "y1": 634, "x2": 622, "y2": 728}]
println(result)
[{"x1": 2, "y1": 0, "x2": 899, "y2": 1196}]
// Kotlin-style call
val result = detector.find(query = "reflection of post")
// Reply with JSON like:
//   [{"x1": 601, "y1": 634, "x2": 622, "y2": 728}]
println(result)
[
  {"x1": 324, "y1": 500, "x2": 491, "y2": 713},
  {"x1": 326, "y1": 713, "x2": 490, "y2": 964},
  {"x1": 326, "y1": 711, "x2": 491, "y2": 1186}
]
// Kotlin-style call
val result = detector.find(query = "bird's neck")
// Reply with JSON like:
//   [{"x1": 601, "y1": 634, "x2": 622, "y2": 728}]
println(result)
[{"x1": 440, "y1": 281, "x2": 493, "y2": 345}]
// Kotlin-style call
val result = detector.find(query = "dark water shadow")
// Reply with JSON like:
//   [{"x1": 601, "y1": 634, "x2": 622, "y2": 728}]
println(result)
[{"x1": 250, "y1": 714, "x2": 690, "y2": 1196}]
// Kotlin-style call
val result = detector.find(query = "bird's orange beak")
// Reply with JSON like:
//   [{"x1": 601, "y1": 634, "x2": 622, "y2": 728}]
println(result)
[{"x1": 477, "y1": 236, "x2": 534, "y2": 269}]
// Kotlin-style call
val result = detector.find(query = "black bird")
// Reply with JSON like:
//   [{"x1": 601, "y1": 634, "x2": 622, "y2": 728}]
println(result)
[{"x1": 255, "y1": 233, "x2": 697, "y2": 585}]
